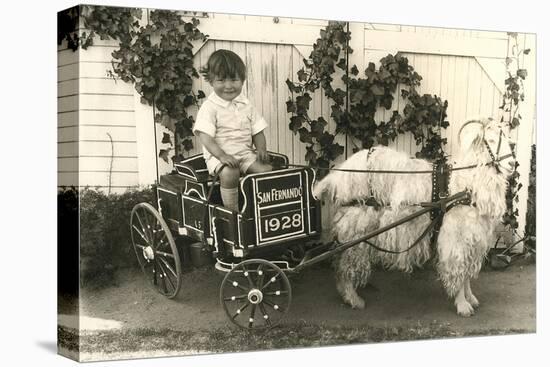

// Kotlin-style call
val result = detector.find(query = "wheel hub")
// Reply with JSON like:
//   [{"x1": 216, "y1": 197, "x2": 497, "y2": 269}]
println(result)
[
  {"x1": 248, "y1": 289, "x2": 263, "y2": 304},
  {"x1": 143, "y1": 246, "x2": 155, "y2": 260}
]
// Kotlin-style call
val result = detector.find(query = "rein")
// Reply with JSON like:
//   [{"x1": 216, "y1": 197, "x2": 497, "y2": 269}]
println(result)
[{"x1": 286, "y1": 153, "x2": 513, "y2": 174}]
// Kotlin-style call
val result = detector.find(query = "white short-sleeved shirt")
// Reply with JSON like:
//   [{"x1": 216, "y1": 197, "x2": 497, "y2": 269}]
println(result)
[{"x1": 193, "y1": 92, "x2": 268, "y2": 163}]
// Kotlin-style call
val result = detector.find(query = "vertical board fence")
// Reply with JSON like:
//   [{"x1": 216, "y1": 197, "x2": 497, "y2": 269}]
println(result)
[{"x1": 57, "y1": 10, "x2": 535, "y2": 233}]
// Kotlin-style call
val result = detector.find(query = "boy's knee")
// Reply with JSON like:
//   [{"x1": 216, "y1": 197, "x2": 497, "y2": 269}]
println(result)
[
  {"x1": 246, "y1": 162, "x2": 272, "y2": 174},
  {"x1": 257, "y1": 163, "x2": 272, "y2": 173},
  {"x1": 219, "y1": 166, "x2": 240, "y2": 187}
]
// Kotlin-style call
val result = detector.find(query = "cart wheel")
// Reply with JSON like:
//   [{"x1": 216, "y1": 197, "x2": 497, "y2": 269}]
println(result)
[
  {"x1": 220, "y1": 259, "x2": 292, "y2": 330},
  {"x1": 130, "y1": 202, "x2": 182, "y2": 298}
]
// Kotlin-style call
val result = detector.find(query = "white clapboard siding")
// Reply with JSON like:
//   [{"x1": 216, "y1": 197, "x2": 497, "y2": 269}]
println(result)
[
  {"x1": 59, "y1": 141, "x2": 138, "y2": 157},
  {"x1": 59, "y1": 45, "x2": 118, "y2": 64},
  {"x1": 78, "y1": 110, "x2": 136, "y2": 126},
  {"x1": 58, "y1": 62, "x2": 117, "y2": 81},
  {"x1": 59, "y1": 156, "x2": 139, "y2": 172},
  {"x1": 59, "y1": 171, "x2": 138, "y2": 187},
  {"x1": 79, "y1": 94, "x2": 134, "y2": 111},
  {"x1": 58, "y1": 125, "x2": 136, "y2": 142},
  {"x1": 58, "y1": 47, "x2": 79, "y2": 187},
  {"x1": 58, "y1": 39, "x2": 139, "y2": 190},
  {"x1": 79, "y1": 78, "x2": 135, "y2": 95}
]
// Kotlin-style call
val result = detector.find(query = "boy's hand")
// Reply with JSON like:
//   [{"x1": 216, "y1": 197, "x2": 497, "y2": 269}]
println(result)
[
  {"x1": 219, "y1": 153, "x2": 239, "y2": 168},
  {"x1": 257, "y1": 149, "x2": 269, "y2": 163}
]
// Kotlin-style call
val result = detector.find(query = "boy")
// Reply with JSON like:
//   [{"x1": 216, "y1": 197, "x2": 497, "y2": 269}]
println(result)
[{"x1": 193, "y1": 49, "x2": 272, "y2": 211}]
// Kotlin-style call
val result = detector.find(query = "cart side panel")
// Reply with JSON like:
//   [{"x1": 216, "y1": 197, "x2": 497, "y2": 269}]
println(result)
[
  {"x1": 181, "y1": 194, "x2": 208, "y2": 241},
  {"x1": 157, "y1": 187, "x2": 181, "y2": 230},
  {"x1": 210, "y1": 206, "x2": 240, "y2": 257},
  {"x1": 239, "y1": 168, "x2": 320, "y2": 249}
]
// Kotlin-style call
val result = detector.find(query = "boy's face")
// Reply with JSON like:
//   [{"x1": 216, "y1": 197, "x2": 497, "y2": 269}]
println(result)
[{"x1": 211, "y1": 76, "x2": 244, "y2": 102}]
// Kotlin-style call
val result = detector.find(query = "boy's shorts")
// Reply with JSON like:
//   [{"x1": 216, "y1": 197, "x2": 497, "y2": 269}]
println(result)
[{"x1": 206, "y1": 150, "x2": 258, "y2": 175}]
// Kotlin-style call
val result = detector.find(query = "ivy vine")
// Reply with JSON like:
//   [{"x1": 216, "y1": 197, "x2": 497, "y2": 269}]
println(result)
[
  {"x1": 58, "y1": 5, "x2": 207, "y2": 163},
  {"x1": 57, "y1": 6, "x2": 81, "y2": 51},
  {"x1": 286, "y1": 21, "x2": 449, "y2": 176},
  {"x1": 109, "y1": 9, "x2": 207, "y2": 162},
  {"x1": 500, "y1": 32, "x2": 531, "y2": 231}
]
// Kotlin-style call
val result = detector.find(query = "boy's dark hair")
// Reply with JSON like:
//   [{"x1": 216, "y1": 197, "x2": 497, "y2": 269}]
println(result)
[{"x1": 200, "y1": 49, "x2": 246, "y2": 82}]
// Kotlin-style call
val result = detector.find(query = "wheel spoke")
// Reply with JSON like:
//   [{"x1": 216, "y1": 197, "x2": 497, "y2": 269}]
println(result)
[
  {"x1": 258, "y1": 303, "x2": 272, "y2": 327},
  {"x1": 141, "y1": 208, "x2": 155, "y2": 246},
  {"x1": 151, "y1": 225, "x2": 166, "y2": 249},
  {"x1": 232, "y1": 302, "x2": 250, "y2": 320},
  {"x1": 220, "y1": 259, "x2": 291, "y2": 330},
  {"x1": 256, "y1": 264, "x2": 265, "y2": 289},
  {"x1": 155, "y1": 232, "x2": 169, "y2": 250},
  {"x1": 132, "y1": 203, "x2": 181, "y2": 299},
  {"x1": 158, "y1": 256, "x2": 178, "y2": 279},
  {"x1": 132, "y1": 225, "x2": 149, "y2": 245},
  {"x1": 155, "y1": 250, "x2": 175, "y2": 259},
  {"x1": 157, "y1": 260, "x2": 174, "y2": 293},
  {"x1": 152, "y1": 260, "x2": 158, "y2": 286},
  {"x1": 225, "y1": 277, "x2": 250, "y2": 292},
  {"x1": 223, "y1": 294, "x2": 248, "y2": 302},
  {"x1": 264, "y1": 290, "x2": 288, "y2": 296},
  {"x1": 242, "y1": 265, "x2": 255, "y2": 289},
  {"x1": 248, "y1": 304, "x2": 257, "y2": 329},
  {"x1": 263, "y1": 299, "x2": 284, "y2": 313},
  {"x1": 135, "y1": 211, "x2": 151, "y2": 244},
  {"x1": 261, "y1": 273, "x2": 280, "y2": 291}
]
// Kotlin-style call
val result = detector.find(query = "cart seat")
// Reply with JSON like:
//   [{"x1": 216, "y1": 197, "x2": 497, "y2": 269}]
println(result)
[{"x1": 174, "y1": 152, "x2": 289, "y2": 184}]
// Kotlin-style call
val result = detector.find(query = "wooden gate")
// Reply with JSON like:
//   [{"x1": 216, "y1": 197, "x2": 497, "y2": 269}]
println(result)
[{"x1": 57, "y1": 9, "x2": 535, "y2": 232}]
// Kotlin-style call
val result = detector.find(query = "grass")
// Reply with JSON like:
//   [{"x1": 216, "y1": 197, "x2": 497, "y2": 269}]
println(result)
[{"x1": 58, "y1": 322, "x2": 529, "y2": 356}]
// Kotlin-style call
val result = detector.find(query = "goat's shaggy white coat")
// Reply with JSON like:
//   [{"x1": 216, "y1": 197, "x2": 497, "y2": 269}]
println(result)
[{"x1": 314, "y1": 118, "x2": 511, "y2": 316}]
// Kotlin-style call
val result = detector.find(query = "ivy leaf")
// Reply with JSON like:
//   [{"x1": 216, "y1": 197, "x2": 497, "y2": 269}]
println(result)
[
  {"x1": 162, "y1": 132, "x2": 172, "y2": 145},
  {"x1": 298, "y1": 127, "x2": 313, "y2": 143},
  {"x1": 311, "y1": 118, "x2": 327, "y2": 136},
  {"x1": 517, "y1": 69, "x2": 528, "y2": 80},
  {"x1": 286, "y1": 79, "x2": 302, "y2": 93},
  {"x1": 297, "y1": 68, "x2": 308, "y2": 82},
  {"x1": 382, "y1": 95, "x2": 393, "y2": 109},
  {"x1": 350, "y1": 89, "x2": 365, "y2": 103},
  {"x1": 197, "y1": 90, "x2": 206, "y2": 99},
  {"x1": 365, "y1": 62, "x2": 377, "y2": 81},
  {"x1": 326, "y1": 143, "x2": 344, "y2": 160},
  {"x1": 305, "y1": 146, "x2": 317, "y2": 164},
  {"x1": 319, "y1": 131, "x2": 335, "y2": 146},
  {"x1": 296, "y1": 93, "x2": 312, "y2": 111},
  {"x1": 182, "y1": 139, "x2": 194, "y2": 152},
  {"x1": 336, "y1": 58, "x2": 347, "y2": 70},
  {"x1": 370, "y1": 84, "x2": 385, "y2": 96},
  {"x1": 286, "y1": 100, "x2": 296, "y2": 113},
  {"x1": 523, "y1": 49, "x2": 531, "y2": 55},
  {"x1": 159, "y1": 149, "x2": 170, "y2": 163},
  {"x1": 350, "y1": 65, "x2": 359, "y2": 76},
  {"x1": 289, "y1": 115, "x2": 305, "y2": 133}
]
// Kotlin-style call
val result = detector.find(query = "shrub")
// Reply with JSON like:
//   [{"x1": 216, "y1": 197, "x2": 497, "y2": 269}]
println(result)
[
  {"x1": 58, "y1": 186, "x2": 154, "y2": 289},
  {"x1": 58, "y1": 187, "x2": 79, "y2": 295},
  {"x1": 525, "y1": 144, "x2": 536, "y2": 248}
]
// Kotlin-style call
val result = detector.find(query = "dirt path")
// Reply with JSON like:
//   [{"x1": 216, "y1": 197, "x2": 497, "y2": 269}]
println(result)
[{"x1": 68, "y1": 259, "x2": 535, "y2": 334}]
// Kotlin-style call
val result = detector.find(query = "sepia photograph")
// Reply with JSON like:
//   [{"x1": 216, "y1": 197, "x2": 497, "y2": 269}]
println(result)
[{"x1": 54, "y1": 1, "x2": 538, "y2": 363}]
